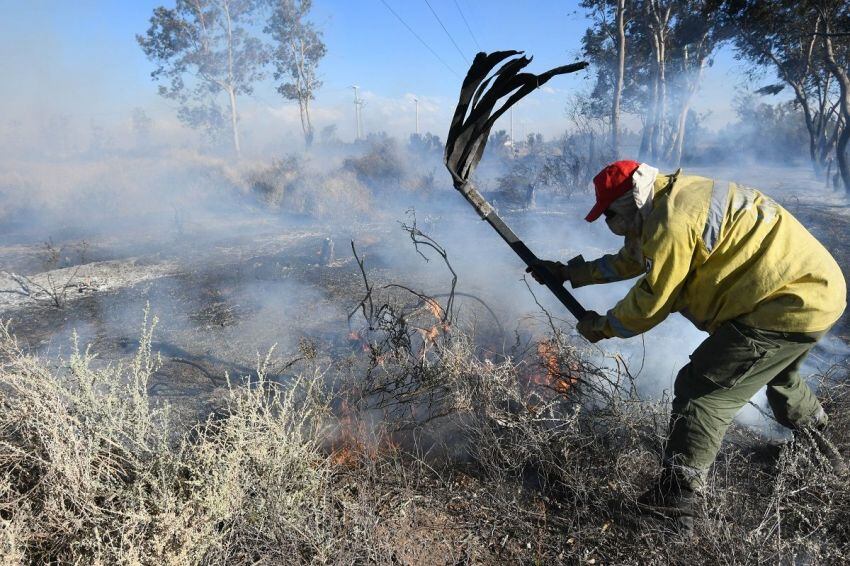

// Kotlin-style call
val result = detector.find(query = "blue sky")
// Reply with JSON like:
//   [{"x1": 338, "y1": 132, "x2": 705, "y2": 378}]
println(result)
[{"x1": 1, "y1": 0, "x2": 756, "y2": 145}]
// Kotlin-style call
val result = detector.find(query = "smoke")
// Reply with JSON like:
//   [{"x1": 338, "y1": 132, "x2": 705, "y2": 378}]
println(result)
[{"x1": 1, "y1": 113, "x2": 845, "y2": 441}]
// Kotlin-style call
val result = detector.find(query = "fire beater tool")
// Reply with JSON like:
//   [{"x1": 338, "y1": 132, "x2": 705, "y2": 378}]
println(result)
[{"x1": 444, "y1": 51, "x2": 589, "y2": 320}]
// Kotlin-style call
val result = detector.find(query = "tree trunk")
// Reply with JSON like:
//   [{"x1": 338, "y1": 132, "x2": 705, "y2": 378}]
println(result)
[
  {"x1": 294, "y1": 38, "x2": 314, "y2": 148},
  {"x1": 670, "y1": 100, "x2": 691, "y2": 168},
  {"x1": 223, "y1": 0, "x2": 241, "y2": 158},
  {"x1": 611, "y1": 0, "x2": 626, "y2": 157},
  {"x1": 645, "y1": 5, "x2": 669, "y2": 164},
  {"x1": 297, "y1": 97, "x2": 314, "y2": 148},
  {"x1": 836, "y1": 127, "x2": 850, "y2": 193},
  {"x1": 228, "y1": 87, "x2": 241, "y2": 157},
  {"x1": 638, "y1": 110, "x2": 651, "y2": 161},
  {"x1": 811, "y1": 76, "x2": 832, "y2": 173},
  {"x1": 648, "y1": 36, "x2": 660, "y2": 161},
  {"x1": 641, "y1": 54, "x2": 659, "y2": 162},
  {"x1": 789, "y1": 81, "x2": 820, "y2": 174},
  {"x1": 822, "y1": 30, "x2": 850, "y2": 192},
  {"x1": 655, "y1": 44, "x2": 667, "y2": 162},
  {"x1": 818, "y1": 110, "x2": 841, "y2": 166},
  {"x1": 302, "y1": 98, "x2": 314, "y2": 147}
]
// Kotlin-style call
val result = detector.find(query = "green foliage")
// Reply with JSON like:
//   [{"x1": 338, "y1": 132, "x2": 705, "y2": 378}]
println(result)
[
  {"x1": 264, "y1": 0, "x2": 326, "y2": 146},
  {"x1": 137, "y1": 0, "x2": 269, "y2": 150}
]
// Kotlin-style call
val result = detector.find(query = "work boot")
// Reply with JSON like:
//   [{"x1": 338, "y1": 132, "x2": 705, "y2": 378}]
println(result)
[
  {"x1": 635, "y1": 468, "x2": 701, "y2": 536},
  {"x1": 791, "y1": 425, "x2": 848, "y2": 475}
]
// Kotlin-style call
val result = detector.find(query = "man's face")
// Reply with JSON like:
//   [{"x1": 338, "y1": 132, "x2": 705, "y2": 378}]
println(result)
[{"x1": 603, "y1": 208, "x2": 631, "y2": 236}]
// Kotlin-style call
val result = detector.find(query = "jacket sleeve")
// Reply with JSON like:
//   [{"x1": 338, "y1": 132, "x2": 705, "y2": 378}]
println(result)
[
  {"x1": 604, "y1": 218, "x2": 697, "y2": 338},
  {"x1": 570, "y1": 245, "x2": 645, "y2": 288}
]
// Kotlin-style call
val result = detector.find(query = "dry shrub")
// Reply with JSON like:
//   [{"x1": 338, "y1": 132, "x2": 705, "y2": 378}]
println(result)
[
  {"x1": 244, "y1": 154, "x2": 303, "y2": 208},
  {"x1": 0, "y1": 311, "x2": 357, "y2": 564},
  {"x1": 346, "y1": 277, "x2": 850, "y2": 563},
  {"x1": 343, "y1": 136, "x2": 405, "y2": 189},
  {"x1": 246, "y1": 156, "x2": 371, "y2": 218}
]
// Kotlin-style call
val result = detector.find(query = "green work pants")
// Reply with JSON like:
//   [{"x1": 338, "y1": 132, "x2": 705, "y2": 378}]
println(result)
[{"x1": 664, "y1": 320, "x2": 828, "y2": 485}]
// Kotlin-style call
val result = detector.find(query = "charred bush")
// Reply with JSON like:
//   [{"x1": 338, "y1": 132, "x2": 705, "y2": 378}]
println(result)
[
  {"x1": 245, "y1": 154, "x2": 371, "y2": 218},
  {"x1": 343, "y1": 134, "x2": 405, "y2": 191},
  {"x1": 246, "y1": 154, "x2": 303, "y2": 207}
]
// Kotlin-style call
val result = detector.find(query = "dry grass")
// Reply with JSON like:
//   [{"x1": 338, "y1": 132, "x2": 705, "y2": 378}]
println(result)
[
  {"x1": 1, "y1": 299, "x2": 849, "y2": 563},
  {"x1": 0, "y1": 309, "x2": 352, "y2": 564}
]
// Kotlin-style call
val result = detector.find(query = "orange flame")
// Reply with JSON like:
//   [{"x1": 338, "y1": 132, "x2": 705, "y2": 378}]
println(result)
[
  {"x1": 530, "y1": 340, "x2": 577, "y2": 394},
  {"x1": 424, "y1": 298, "x2": 444, "y2": 320},
  {"x1": 422, "y1": 325, "x2": 440, "y2": 343},
  {"x1": 348, "y1": 330, "x2": 374, "y2": 354},
  {"x1": 329, "y1": 398, "x2": 398, "y2": 467},
  {"x1": 414, "y1": 299, "x2": 451, "y2": 348}
]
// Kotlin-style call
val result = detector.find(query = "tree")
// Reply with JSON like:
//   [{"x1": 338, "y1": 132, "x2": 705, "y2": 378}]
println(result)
[
  {"x1": 727, "y1": 0, "x2": 845, "y2": 181},
  {"x1": 485, "y1": 130, "x2": 511, "y2": 159},
  {"x1": 613, "y1": 0, "x2": 627, "y2": 157},
  {"x1": 580, "y1": 0, "x2": 725, "y2": 165},
  {"x1": 819, "y1": 0, "x2": 850, "y2": 191},
  {"x1": 137, "y1": 0, "x2": 268, "y2": 156},
  {"x1": 264, "y1": 0, "x2": 326, "y2": 147},
  {"x1": 408, "y1": 132, "x2": 442, "y2": 156},
  {"x1": 638, "y1": 0, "x2": 675, "y2": 161},
  {"x1": 581, "y1": 0, "x2": 634, "y2": 158},
  {"x1": 663, "y1": 0, "x2": 728, "y2": 167}
]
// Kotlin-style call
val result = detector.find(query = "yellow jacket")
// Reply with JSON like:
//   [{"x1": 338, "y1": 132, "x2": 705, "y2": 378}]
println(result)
[{"x1": 571, "y1": 173, "x2": 846, "y2": 337}]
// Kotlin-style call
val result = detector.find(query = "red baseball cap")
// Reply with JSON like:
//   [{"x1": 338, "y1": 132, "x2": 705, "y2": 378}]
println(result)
[{"x1": 585, "y1": 160, "x2": 641, "y2": 222}]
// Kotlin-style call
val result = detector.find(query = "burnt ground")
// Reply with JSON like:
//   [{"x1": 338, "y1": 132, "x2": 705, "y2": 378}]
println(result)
[
  {"x1": 1, "y1": 223, "x2": 374, "y2": 405},
  {"x1": 2, "y1": 169, "x2": 849, "y2": 428},
  {"x1": 0, "y1": 206, "x2": 531, "y2": 429}
]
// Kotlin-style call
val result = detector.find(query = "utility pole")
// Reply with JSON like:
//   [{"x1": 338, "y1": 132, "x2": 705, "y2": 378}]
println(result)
[
  {"x1": 509, "y1": 108, "x2": 514, "y2": 146},
  {"x1": 351, "y1": 85, "x2": 363, "y2": 140},
  {"x1": 509, "y1": 107, "x2": 514, "y2": 157},
  {"x1": 413, "y1": 97, "x2": 420, "y2": 135}
]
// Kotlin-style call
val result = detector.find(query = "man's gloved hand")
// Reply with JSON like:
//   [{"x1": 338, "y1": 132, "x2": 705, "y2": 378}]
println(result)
[
  {"x1": 576, "y1": 310, "x2": 610, "y2": 343},
  {"x1": 525, "y1": 260, "x2": 570, "y2": 285}
]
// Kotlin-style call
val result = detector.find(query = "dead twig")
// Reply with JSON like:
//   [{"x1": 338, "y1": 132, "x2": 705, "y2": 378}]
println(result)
[{"x1": 348, "y1": 241, "x2": 375, "y2": 329}]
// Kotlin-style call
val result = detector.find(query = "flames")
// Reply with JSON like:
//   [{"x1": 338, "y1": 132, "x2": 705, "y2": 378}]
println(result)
[
  {"x1": 329, "y1": 398, "x2": 397, "y2": 467},
  {"x1": 416, "y1": 298, "x2": 451, "y2": 349},
  {"x1": 423, "y1": 298, "x2": 444, "y2": 321},
  {"x1": 348, "y1": 330, "x2": 370, "y2": 352},
  {"x1": 529, "y1": 339, "x2": 578, "y2": 395}
]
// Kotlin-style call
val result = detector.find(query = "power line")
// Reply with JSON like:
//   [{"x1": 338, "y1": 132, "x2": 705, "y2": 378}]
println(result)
[
  {"x1": 453, "y1": 0, "x2": 482, "y2": 52},
  {"x1": 377, "y1": 0, "x2": 461, "y2": 79},
  {"x1": 423, "y1": 0, "x2": 469, "y2": 64}
]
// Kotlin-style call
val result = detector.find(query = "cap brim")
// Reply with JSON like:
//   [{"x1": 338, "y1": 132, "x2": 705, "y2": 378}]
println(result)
[{"x1": 585, "y1": 201, "x2": 606, "y2": 222}]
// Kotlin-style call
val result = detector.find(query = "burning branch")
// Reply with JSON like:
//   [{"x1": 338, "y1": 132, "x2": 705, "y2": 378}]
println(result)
[{"x1": 400, "y1": 209, "x2": 457, "y2": 324}]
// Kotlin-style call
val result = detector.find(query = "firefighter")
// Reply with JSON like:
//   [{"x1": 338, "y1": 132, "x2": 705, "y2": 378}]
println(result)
[{"x1": 529, "y1": 160, "x2": 847, "y2": 534}]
